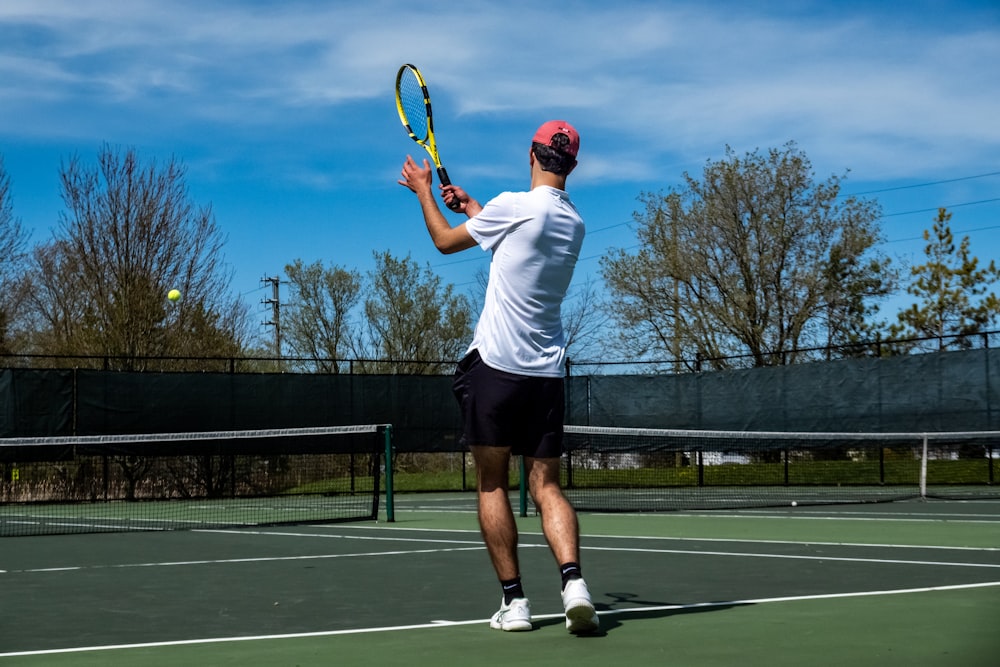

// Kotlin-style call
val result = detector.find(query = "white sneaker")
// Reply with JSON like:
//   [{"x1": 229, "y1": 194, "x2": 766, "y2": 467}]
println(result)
[
  {"x1": 561, "y1": 578, "x2": 599, "y2": 634},
  {"x1": 490, "y1": 597, "x2": 532, "y2": 631}
]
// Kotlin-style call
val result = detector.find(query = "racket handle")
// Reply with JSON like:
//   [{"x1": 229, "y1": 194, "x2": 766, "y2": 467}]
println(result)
[{"x1": 437, "y1": 167, "x2": 462, "y2": 211}]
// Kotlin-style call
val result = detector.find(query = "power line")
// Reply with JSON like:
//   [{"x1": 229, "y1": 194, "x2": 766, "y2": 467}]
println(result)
[
  {"x1": 582, "y1": 172, "x2": 1000, "y2": 235},
  {"x1": 846, "y1": 171, "x2": 1000, "y2": 196},
  {"x1": 879, "y1": 198, "x2": 1000, "y2": 219},
  {"x1": 883, "y1": 224, "x2": 1000, "y2": 246}
]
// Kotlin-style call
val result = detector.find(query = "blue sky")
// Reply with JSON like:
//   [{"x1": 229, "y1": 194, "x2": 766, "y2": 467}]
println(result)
[{"x1": 1, "y1": 0, "x2": 998, "y2": 341}]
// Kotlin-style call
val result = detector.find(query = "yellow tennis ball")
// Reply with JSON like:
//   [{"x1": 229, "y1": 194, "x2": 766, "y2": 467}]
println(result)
[{"x1": 167, "y1": 289, "x2": 181, "y2": 302}]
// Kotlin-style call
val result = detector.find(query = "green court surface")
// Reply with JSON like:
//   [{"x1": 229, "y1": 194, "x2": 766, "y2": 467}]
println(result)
[{"x1": 1, "y1": 496, "x2": 998, "y2": 666}]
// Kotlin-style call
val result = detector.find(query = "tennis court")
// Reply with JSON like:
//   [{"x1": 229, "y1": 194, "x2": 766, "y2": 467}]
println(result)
[{"x1": 2, "y1": 494, "x2": 998, "y2": 666}]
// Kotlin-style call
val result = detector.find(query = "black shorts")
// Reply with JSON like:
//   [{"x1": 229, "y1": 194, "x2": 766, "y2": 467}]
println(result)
[{"x1": 452, "y1": 349, "x2": 564, "y2": 458}]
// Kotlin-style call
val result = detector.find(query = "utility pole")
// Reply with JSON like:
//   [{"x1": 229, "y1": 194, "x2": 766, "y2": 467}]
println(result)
[{"x1": 261, "y1": 275, "x2": 281, "y2": 358}]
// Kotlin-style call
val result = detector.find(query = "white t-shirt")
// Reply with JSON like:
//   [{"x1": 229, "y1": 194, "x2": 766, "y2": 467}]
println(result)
[{"x1": 464, "y1": 185, "x2": 585, "y2": 377}]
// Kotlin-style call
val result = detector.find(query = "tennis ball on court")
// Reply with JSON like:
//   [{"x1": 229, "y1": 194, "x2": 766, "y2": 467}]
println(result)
[
  {"x1": 167, "y1": 289, "x2": 181, "y2": 302},
  {"x1": 791, "y1": 501, "x2": 798, "y2": 507}
]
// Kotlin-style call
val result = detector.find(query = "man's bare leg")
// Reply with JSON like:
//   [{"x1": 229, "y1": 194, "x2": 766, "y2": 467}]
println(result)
[
  {"x1": 472, "y1": 445, "x2": 533, "y2": 631},
  {"x1": 526, "y1": 455, "x2": 600, "y2": 634},
  {"x1": 525, "y1": 456, "x2": 579, "y2": 565},
  {"x1": 471, "y1": 445, "x2": 519, "y2": 581}
]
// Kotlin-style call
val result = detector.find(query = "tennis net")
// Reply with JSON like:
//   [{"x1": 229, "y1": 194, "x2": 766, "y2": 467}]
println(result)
[
  {"x1": 0, "y1": 425, "x2": 389, "y2": 537},
  {"x1": 559, "y1": 425, "x2": 1000, "y2": 512}
]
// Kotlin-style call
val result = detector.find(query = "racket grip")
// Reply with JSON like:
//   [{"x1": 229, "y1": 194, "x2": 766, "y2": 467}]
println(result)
[{"x1": 437, "y1": 167, "x2": 462, "y2": 211}]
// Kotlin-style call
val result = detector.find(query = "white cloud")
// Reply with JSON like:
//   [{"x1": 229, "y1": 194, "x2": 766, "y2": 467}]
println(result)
[{"x1": 1, "y1": 1, "x2": 998, "y2": 178}]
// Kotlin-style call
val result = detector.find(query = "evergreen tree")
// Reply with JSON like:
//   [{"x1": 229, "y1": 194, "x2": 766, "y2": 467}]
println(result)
[{"x1": 892, "y1": 207, "x2": 1000, "y2": 350}]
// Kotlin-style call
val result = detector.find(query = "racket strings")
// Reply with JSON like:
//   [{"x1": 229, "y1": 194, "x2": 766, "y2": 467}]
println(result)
[{"x1": 398, "y1": 71, "x2": 430, "y2": 141}]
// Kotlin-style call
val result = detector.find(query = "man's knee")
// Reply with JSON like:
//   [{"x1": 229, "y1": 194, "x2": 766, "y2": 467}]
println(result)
[
  {"x1": 473, "y1": 445, "x2": 513, "y2": 492},
  {"x1": 527, "y1": 468, "x2": 568, "y2": 509}
]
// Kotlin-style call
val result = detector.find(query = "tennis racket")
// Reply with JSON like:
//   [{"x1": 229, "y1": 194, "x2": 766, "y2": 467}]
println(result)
[{"x1": 395, "y1": 63, "x2": 461, "y2": 211}]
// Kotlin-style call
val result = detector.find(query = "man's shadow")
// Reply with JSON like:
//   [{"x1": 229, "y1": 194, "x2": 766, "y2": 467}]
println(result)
[{"x1": 533, "y1": 591, "x2": 748, "y2": 637}]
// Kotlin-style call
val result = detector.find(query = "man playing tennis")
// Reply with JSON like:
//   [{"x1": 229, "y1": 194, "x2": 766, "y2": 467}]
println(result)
[{"x1": 398, "y1": 121, "x2": 599, "y2": 634}]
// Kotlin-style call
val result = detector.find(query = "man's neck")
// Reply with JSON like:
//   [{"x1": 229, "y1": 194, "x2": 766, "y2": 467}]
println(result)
[{"x1": 531, "y1": 171, "x2": 567, "y2": 191}]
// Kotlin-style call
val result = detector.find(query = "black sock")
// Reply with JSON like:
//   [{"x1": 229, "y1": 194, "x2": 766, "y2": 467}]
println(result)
[
  {"x1": 501, "y1": 577, "x2": 525, "y2": 604},
  {"x1": 560, "y1": 562, "x2": 582, "y2": 590}
]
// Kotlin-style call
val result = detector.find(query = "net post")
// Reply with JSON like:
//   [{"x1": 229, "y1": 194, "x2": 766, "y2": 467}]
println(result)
[
  {"x1": 384, "y1": 424, "x2": 395, "y2": 522},
  {"x1": 919, "y1": 433, "x2": 928, "y2": 499},
  {"x1": 990, "y1": 444, "x2": 995, "y2": 485},
  {"x1": 461, "y1": 451, "x2": 468, "y2": 490},
  {"x1": 519, "y1": 455, "x2": 527, "y2": 517}
]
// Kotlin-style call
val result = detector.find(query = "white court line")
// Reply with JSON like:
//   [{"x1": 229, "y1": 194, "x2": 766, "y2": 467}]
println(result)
[
  {"x1": 594, "y1": 511, "x2": 1000, "y2": 524},
  {"x1": 2, "y1": 529, "x2": 550, "y2": 575},
  {"x1": 6, "y1": 531, "x2": 996, "y2": 574},
  {"x1": 2, "y1": 546, "x2": 489, "y2": 575},
  {"x1": 750, "y1": 510, "x2": 1000, "y2": 520},
  {"x1": 390, "y1": 507, "x2": 477, "y2": 514},
  {"x1": 385, "y1": 504, "x2": 1000, "y2": 522},
  {"x1": 706, "y1": 509, "x2": 1000, "y2": 520},
  {"x1": 319, "y1": 523, "x2": 1000, "y2": 553},
  {"x1": 604, "y1": 535, "x2": 1000, "y2": 553},
  {"x1": 200, "y1": 528, "x2": 486, "y2": 545},
  {"x1": 394, "y1": 506, "x2": 1000, "y2": 522},
  {"x1": 2, "y1": 580, "x2": 997, "y2": 658},
  {"x1": 580, "y1": 545, "x2": 1000, "y2": 569}
]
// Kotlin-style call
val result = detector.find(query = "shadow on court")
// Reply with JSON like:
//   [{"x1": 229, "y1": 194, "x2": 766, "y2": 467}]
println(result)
[{"x1": 527, "y1": 591, "x2": 747, "y2": 637}]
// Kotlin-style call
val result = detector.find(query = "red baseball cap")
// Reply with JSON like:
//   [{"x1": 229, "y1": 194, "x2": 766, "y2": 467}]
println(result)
[{"x1": 532, "y1": 120, "x2": 580, "y2": 157}]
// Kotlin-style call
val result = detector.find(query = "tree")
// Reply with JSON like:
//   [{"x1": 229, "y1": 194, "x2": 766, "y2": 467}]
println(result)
[
  {"x1": 562, "y1": 276, "x2": 612, "y2": 362},
  {"x1": 891, "y1": 207, "x2": 1000, "y2": 351},
  {"x1": 282, "y1": 259, "x2": 363, "y2": 372},
  {"x1": 23, "y1": 146, "x2": 249, "y2": 369},
  {"x1": 819, "y1": 222, "x2": 897, "y2": 357},
  {"x1": 362, "y1": 251, "x2": 474, "y2": 374},
  {"x1": 601, "y1": 142, "x2": 894, "y2": 370},
  {"x1": 0, "y1": 155, "x2": 29, "y2": 355}
]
